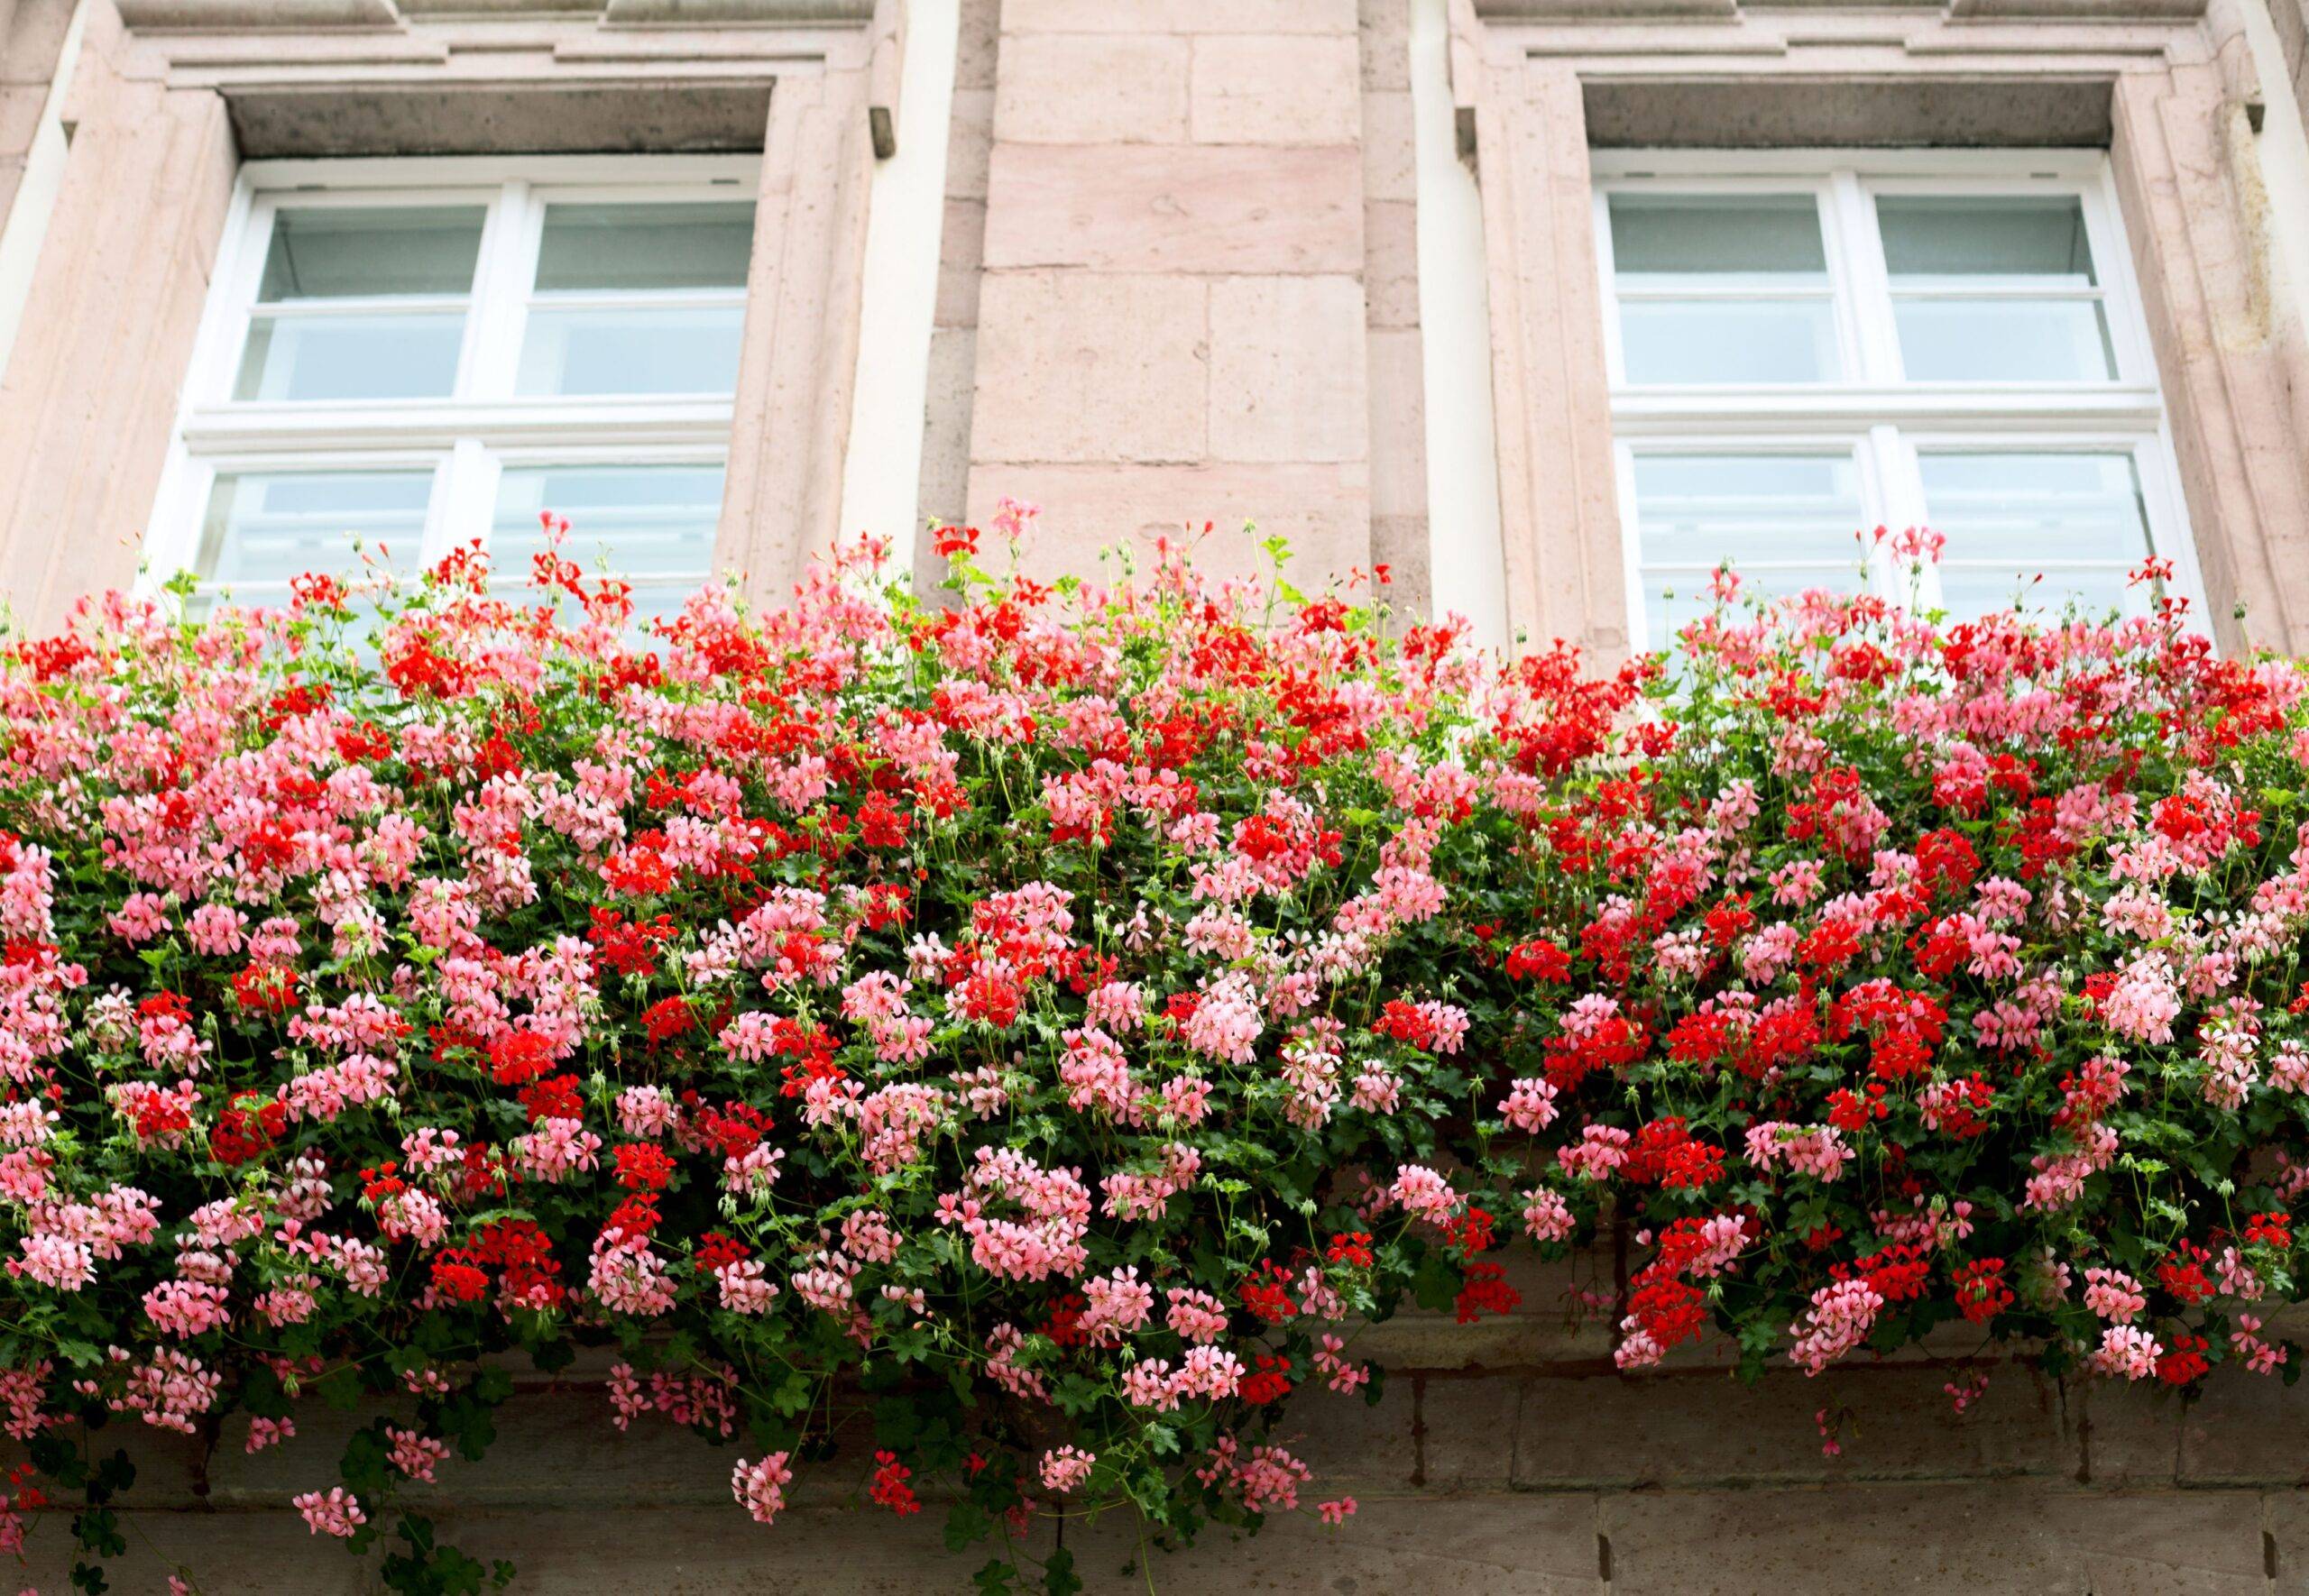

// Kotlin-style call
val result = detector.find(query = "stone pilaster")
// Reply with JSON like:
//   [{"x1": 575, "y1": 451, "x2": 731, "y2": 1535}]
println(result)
[{"x1": 963, "y1": 0, "x2": 1376, "y2": 590}]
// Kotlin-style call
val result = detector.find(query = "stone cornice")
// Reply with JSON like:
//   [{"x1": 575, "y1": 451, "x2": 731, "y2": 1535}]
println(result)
[
  {"x1": 1469, "y1": 0, "x2": 2207, "y2": 20},
  {"x1": 113, "y1": 0, "x2": 878, "y2": 31}
]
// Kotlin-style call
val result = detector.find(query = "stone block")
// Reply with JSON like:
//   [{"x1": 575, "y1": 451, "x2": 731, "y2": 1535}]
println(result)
[
  {"x1": 2178, "y1": 1367, "x2": 2309, "y2": 1484},
  {"x1": 995, "y1": 32, "x2": 1191, "y2": 145},
  {"x1": 2267, "y1": 1489, "x2": 2309, "y2": 1592},
  {"x1": 943, "y1": 87, "x2": 994, "y2": 200},
  {"x1": 1418, "y1": 1373, "x2": 1524, "y2": 1490},
  {"x1": 1115, "y1": 1493, "x2": 1606, "y2": 1594},
  {"x1": 935, "y1": 196, "x2": 987, "y2": 326},
  {"x1": 955, "y1": 0, "x2": 1001, "y2": 91},
  {"x1": 1361, "y1": 0, "x2": 1416, "y2": 89},
  {"x1": 2034, "y1": 1492, "x2": 2271, "y2": 1596},
  {"x1": 2074, "y1": 1380, "x2": 2183, "y2": 1487},
  {"x1": 1094, "y1": 1493, "x2": 1611, "y2": 1595},
  {"x1": 1599, "y1": 1484, "x2": 2095, "y2": 1596},
  {"x1": 983, "y1": 143, "x2": 1363, "y2": 274},
  {"x1": 1368, "y1": 324, "x2": 1427, "y2": 516},
  {"x1": 206, "y1": 1382, "x2": 805, "y2": 1512},
  {"x1": 963, "y1": 462, "x2": 1370, "y2": 590},
  {"x1": 970, "y1": 271, "x2": 1209, "y2": 464},
  {"x1": 1209, "y1": 274, "x2": 1369, "y2": 463},
  {"x1": 1190, "y1": 34, "x2": 1363, "y2": 145},
  {"x1": 1362, "y1": 87, "x2": 1418, "y2": 200},
  {"x1": 916, "y1": 326, "x2": 977, "y2": 527},
  {"x1": 1372, "y1": 512, "x2": 1432, "y2": 618},
  {"x1": 1366, "y1": 197, "x2": 1422, "y2": 326},
  {"x1": 15, "y1": 1510, "x2": 371, "y2": 1595},
  {"x1": 1512, "y1": 1363, "x2": 2069, "y2": 1489},
  {"x1": 1354, "y1": 1252, "x2": 1616, "y2": 1371},
  {"x1": 1002, "y1": 0, "x2": 1359, "y2": 33},
  {"x1": 1274, "y1": 1375, "x2": 1421, "y2": 1492}
]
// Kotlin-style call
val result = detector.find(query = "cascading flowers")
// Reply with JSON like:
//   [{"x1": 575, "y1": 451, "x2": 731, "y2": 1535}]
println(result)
[{"x1": 0, "y1": 505, "x2": 2305, "y2": 1593}]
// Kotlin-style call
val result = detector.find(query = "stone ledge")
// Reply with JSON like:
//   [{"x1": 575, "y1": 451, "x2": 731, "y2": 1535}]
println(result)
[
  {"x1": 115, "y1": 0, "x2": 878, "y2": 29},
  {"x1": 9, "y1": 1485, "x2": 2300, "y2": 1594},
  {"x1": 1469, "y1": 0, "x2": 2205, "y2": 18}
]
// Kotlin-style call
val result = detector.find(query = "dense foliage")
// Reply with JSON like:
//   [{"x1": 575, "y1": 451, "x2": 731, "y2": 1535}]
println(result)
[{"x1": 0, "y1": 506, "x2": 2305, "y2": 1593}]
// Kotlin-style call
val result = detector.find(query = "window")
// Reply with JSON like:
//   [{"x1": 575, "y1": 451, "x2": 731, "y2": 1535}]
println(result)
[
  {"x1": 152, "y1": 157, "x2": 761, "y2": 619},
  {"x1": 1593, "y1": 152, "x2": 2201, "y2": 648}
]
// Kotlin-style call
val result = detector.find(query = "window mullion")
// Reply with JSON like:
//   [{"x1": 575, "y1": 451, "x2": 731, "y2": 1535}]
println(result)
[
  {"x1": 202, "y1": 196, "x2": 279, "y2": 409},
  {"x1": 434, "y1": 438, "x2": 497, "y2": 564},
  {"x1": 1832, "y1": 172, "x2": 1902, "y2": 386},
  {"x1": 1869, "y1": 425, "x2": 1936, "y2": 612},
  {"x1": 1593, "y1": 185, "x2": 1627, "y2": 390},
  {"x1": 465, "y1": 180, "x2": 538, "y2": 402}
]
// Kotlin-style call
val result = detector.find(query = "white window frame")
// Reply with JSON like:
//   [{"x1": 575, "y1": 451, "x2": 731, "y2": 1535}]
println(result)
[
  {"x1": 1591, "y1": 148, "x2": 2207, "y2": 649},
  {"x1": 147, "y1": 153, "x2": 761, "y2": 605}
]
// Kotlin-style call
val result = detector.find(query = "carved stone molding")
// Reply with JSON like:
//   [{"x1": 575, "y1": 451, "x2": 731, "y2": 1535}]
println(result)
[
  {"x1": 1471, "y1": 0, "x2": 2208, "y2": 20},
  {"x1": 107, "y1": 0, "x2": 902, "y2": 160},
  {"x1": 112, "y1": 0, "x2": 878, "y2": 29}
]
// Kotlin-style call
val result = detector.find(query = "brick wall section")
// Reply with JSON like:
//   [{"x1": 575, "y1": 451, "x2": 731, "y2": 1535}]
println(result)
[
  {"x1": 15, "y1": 1252, "x2": 2309, "y2": 1591},
  {"x1": 959, "y1": 0, "x2": 1378, "y2": 590}
]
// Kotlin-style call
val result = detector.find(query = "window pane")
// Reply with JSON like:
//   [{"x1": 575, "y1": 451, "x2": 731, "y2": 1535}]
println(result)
[
  {"x1": 1877, "y1": 197, "x2": 2096, "y2": 285},
  {"x1": 1609, "y1": 195, "x2": 1828, "y2": 283},
  {"x1": 1620, "y1": 300, "x2": 1840, "y2": 385},
  {"x1": 1891, "y1": 298, "x2": 2115, "y2": 382},
  {"x1": 1917, "y1": 452, "x2": 2152, "y2": 619},
  {"x1": 234, "y1": 314, "x2": 466, "y2": 402},
  {"x1": 194, "y1": 471, "x2": 432, "y2": 602},
  {"x1": 492, "y1": 463, "x2": 722, "y2": 586},
  {"x1": 1631, "y1": 454, "x2": 1868, "y2": 566},
  {"x1": 257, "y1": 206, "x2": 486, "y2": 301},
  {"x1": 532, "y1": 202, "x2": 757, "y2": 292},
  {"x1": 515, "y1": 306, "x2": 746, "y2": 397},
  {"x1": 1936, "y1": 564, "x2": 2134, "y2": 621},
  {"x1": 1631, "y1": 453, "x2": 1866, "y2": 641}
]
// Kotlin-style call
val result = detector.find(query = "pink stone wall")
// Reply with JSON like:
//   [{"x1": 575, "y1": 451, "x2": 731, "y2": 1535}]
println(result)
[
  {"x1": 957, "y1": 0, "x2": 1383, "y2": 592},
  {"x1": 0, "y1": 0, "x2": 72, "y2": 228}
]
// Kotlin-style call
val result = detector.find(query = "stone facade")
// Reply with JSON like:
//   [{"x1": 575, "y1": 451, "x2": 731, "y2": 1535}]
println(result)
[
  {"x1": 8, "y1": 1270, "x2": 2309, "y2": 1591},
  {"x1": 4, "y1": 0, "x2": 2309, "y2": 1590}
]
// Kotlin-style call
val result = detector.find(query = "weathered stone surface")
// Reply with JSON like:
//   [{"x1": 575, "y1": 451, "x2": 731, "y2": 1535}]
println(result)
[
  {"x1": 1369, "y1": 324, "x2": 1427, "y2": 516},
  {"x1": 1275, "y1": 1373, "x2": 1421, "y2": 1491},
  {"x1": 983, "y1": 143, "x2": 1364, "y2": 274},
  {"x1": 1209, "y1": 274, "x2": 1370, "y2": 463},
  {"x1": 943, "y1": 87, "x2": 994, "y2": 200},
  {"x1": 934, "y1": 197, "x2": 989, "y2": 327},
  {"x1": 1190, "y1": 34, "x2": 1363, "y2": 145},
  {"x1": 2177, "y1": 1365, "x2": 2309, "y2": 1484},
  {"x1": 1355, "y1": 1252, "x2": 1617, "y2": 1371},
  {"x1": 2074, "y1": 1380, "x2": 2185, "y2": 1487},
  {"x1": 2034, "y1": 1492, "x2": 2272, "y2": 1596},
  {"x1": 1360, "y1": 0, "x2": 1414, "y2": 87},
  {"x1": 1002, "y1": 0, "x2": 1358, "y2": 33},
  {"x1": 1372, "y1": 511, "x2": 1433, "y2": 614},
  {"x1": 971, "y1": 271, "x2": 1209, "y2": 464},
  {"x1": 1361, "y1": 85, "x2": 1418, "y2": 200},
  {"x1": 1365, "y1": 196, "x2": 1422, "y2": 327},
  {"x1": 916, "y1": 325, "x2": 977, "y2": 526},
  {"x1": 954, "y1": 0, "x2": 1000, "y2": 91},
  {"x1": 1601, "y1": 1485, "x2": 2088, "y2": 1595},
  {"x1": 995, "y1": 32, "x2": 1191, "y2": 145},
  {"x1": 1513, "y1": 1363, "x2": 2070, "y2": 1489},
  {"x1": 963, "y1": 462, "x2": 1370, "y2": 588}
]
